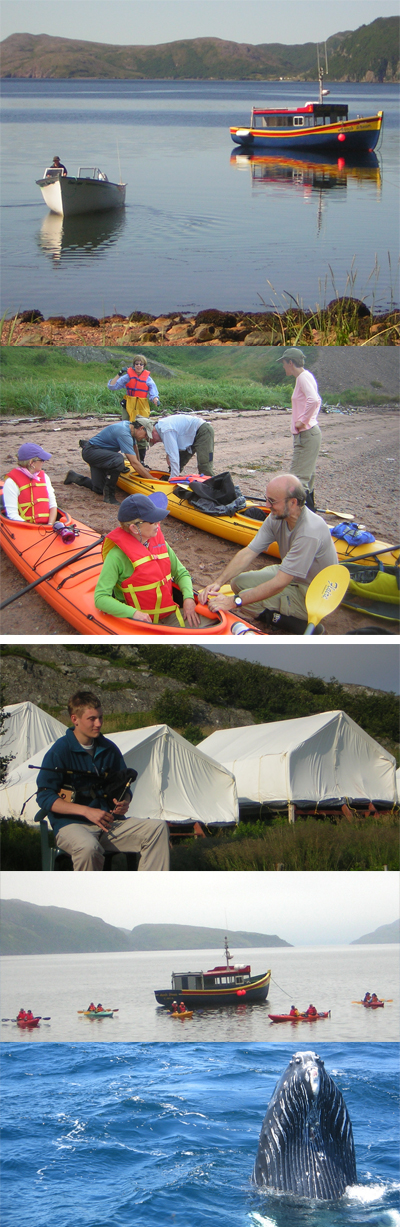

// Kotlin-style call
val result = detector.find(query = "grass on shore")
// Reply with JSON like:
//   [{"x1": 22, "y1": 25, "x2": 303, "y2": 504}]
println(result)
[
  {"x1": 0, "y1": 347, "x2": 397, "y2": 418},
  {"x1": 1, "y1": 814, "x2": 398, "y2": 872}
]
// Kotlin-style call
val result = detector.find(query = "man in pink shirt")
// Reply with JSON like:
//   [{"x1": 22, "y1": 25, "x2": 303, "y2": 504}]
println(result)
[{"x1": 277, "y1": 347, "x2": 321, "y2": 510}]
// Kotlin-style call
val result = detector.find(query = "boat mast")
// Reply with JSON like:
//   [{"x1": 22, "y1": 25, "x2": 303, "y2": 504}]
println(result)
[
  {"x1": 224, "y1": 935, "x2": 232, "y2": 967},
  {"x1": 317, "y1": 42, "x2": 329, "y2": 104}
]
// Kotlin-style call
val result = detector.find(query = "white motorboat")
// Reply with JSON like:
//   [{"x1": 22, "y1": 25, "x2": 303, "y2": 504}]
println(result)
[{"x1": 36, "y1": 166, "x2": 126, "y2": 217}]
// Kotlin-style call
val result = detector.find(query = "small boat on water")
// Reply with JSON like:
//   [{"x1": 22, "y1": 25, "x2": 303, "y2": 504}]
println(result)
[
  {"x1": 118, "y1": 469, "x2": 399, "y2": 569},
  {"x1": 154, "y1": 938, "x2": 271, "y2": 1010},
  {"x1": 230, "y1": 67, "x2": 383, "y2": 153},
  {"x1": 16, "y1": 1016, "x2": 41, "y2": 1028},
  {"x1": 269, "y1": 1011, "x2": 330, "y2": 1023},
  {"x1": 36, "y1": 166, "x2": 126, "y2": 217},
  {"x1": 0, "y1": 496, "x2": 259, "y2": 638},
  {"x1": 82, "y1": 1009, "x2": 115, "y2": 1019}
]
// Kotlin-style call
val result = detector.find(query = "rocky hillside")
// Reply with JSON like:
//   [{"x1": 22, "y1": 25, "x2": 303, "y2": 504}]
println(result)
[{"x1": 2, "y1": 19, "x2": 398, "y2": 81}]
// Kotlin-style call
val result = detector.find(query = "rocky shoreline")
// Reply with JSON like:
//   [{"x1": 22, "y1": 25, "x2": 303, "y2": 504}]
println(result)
[{"x1": 2, "y1": 304, "x2": 399, "y2": 348}]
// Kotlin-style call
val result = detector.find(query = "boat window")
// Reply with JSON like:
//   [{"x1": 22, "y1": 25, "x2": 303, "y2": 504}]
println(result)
[
  {"x1": 235, "y1": 977, "x2": 244, "y2": 984},
  {"x1": 293, "y1": 116, "x2": 305, "y2": 127}
]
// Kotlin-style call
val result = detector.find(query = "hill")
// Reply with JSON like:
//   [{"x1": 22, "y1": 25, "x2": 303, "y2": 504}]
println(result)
[
  {"x1": 0, "y1": 900, "x2": 291, "y2": 955},
  {"x1": 350, "y1": 918, "x2": 400, "y2": 945},
  {"x1": 1, "y1": 20, "x2": 398, "y2": 81},
  {"x1": 0, "y1": 898, "x2": 136, "y2": 955},
  {"x1": 128, "y1": 924, "x2": 291, "y2": 949}
]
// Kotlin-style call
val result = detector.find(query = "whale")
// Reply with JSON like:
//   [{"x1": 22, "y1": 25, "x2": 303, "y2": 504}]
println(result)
[{"x1": 253, "y1": 1050, "x2": 357, "y2": 1201}]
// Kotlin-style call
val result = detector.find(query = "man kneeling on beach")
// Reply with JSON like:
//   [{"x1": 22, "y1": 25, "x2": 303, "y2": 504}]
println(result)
[{"x1": 36, "y1": 691, "x2": 170, "y2": 871}]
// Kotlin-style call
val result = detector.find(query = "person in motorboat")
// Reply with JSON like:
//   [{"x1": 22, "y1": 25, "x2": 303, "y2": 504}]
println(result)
[
  {"x1": 94, "y1": 492, "x2": 202, "y2": 628},
  {"x1": 289, "y1": 1005, "x2": 300, "y2": 1018},
  {"x1": 199, "y1": 474, "x2": 338, "y2": 635},
  {"x1": 64, "y1": 421, "x2": 150, "y2": 505},
  {"x1": 51, "y1": 155, "x2": 67, "y2": 176},
  {"x1": 36, "y1": 689, "x2": 170, "y2": 871},
  {"x1": 108, "y1": 354, "x2": 159, "y2": 435},
  {"x1": 132, "y1": 412, "x2": 214, "y2": 480},
  {"x1": 3, "y1": 443, "x2": 58, "y2": 526},
  {"x1": 276, "y1": 347, "x2": 322, "y2": 511}
]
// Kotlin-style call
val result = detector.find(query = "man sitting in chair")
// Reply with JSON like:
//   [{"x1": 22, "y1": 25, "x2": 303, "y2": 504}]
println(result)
[{"x1": 36, "y1": 690, "x2": 170, "y2": 871}]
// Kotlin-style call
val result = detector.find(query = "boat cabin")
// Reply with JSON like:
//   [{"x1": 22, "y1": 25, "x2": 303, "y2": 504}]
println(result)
[
  {"x1": 251, "y1": 103, "x2": 349, "y2": 130},
  {"x1": 171, "y1": 962, "x2": 252, "y2": 992}
]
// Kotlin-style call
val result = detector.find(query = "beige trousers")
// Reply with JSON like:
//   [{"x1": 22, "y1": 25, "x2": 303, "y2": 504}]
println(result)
[
  {"x1": 235, "y1": 563, "x2": 308, "y2": 618},
  {"x1": 55, "y1": 813, "x2": 170, "y2": 872}
]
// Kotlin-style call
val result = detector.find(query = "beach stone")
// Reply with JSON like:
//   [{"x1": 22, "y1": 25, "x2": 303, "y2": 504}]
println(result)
[
  {"x1": 166, "y1": 324, "x2": 192, "y2": 339},
  {"x1": 244, "y1": 331, "x2": 276, "y2": 346}
]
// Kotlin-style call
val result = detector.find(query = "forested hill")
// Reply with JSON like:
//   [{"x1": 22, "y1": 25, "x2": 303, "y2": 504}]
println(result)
[
  {"x1": 1, "y1": 18, "x2": 399, "y2": 81},
  {"x1": 0, "y1": 902, "x2": 291, "y2": 955}
]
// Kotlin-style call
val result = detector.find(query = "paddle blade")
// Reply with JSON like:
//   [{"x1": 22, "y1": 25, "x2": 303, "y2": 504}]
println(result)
[{"x1": 305, "y1": 565, "x2": 350, "y2": 633}]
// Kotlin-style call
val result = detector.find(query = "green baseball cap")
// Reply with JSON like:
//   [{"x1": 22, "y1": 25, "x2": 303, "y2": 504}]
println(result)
[{"x1": 276, "y1": 347, "x2": 305, "y2": 365}]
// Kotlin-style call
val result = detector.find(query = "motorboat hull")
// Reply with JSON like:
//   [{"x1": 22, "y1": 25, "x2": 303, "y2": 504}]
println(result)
[
  {"x1": 36, "y1": 175, "x2": 126, "y2": 216},
  {"x1": 155, "y1": 970, "x2": 271, "y2": 1009}
]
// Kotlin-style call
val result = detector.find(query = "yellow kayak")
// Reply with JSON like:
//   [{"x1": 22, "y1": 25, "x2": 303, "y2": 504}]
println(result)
[{"x1": 118, "y1": 468, "x2": 399, "y2": 566}]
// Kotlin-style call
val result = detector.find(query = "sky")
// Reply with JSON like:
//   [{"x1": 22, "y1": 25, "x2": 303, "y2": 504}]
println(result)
[
  {"x1": 1, "y1": 871, "x2": 398, "y2": 945},
  {"x1": 1, "y1": 1, "x2": 397, "y2": 47},
  {"x1": 204, "y1": 643, "x2": 400, "y2": 694}
]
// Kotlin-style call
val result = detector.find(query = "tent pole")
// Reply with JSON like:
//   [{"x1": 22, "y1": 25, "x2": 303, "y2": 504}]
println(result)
[{"x1": 288, "y1": 803, "x2": 296, "y2": 824}]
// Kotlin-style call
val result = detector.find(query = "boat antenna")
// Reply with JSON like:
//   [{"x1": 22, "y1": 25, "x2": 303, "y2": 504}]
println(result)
[
  {"x1": 116, "y1": 139, "x2": 122, "y2": 184},
  {"x1": 224, "y1": 935, "x2": 232, "y2": 966}
]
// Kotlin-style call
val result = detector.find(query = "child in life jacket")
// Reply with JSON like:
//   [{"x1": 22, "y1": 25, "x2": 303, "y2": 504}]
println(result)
[
  {"x1": 3, "y1": 443, "x2": 57, "y2": 525},
  {"x1": 94, "y1": 492, "x2": 201, "y2": 627}
]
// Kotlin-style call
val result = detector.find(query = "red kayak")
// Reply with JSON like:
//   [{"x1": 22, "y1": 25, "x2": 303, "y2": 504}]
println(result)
[
  {"x1": 363, "y1": 1000, "x2": 384, "y2": 1009},
  {"x1": 16, "y1": 1016, "x2": 41, "y2": 1028},
  {"x1": 268, "y1": 1011, "x2": 330, "y2": 1023}
]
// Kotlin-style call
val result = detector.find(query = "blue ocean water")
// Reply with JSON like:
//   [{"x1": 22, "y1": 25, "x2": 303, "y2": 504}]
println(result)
[
  {"x1": 0, "y1": 80, "x2": 399, "y2": 314},
  {"x1": 1, "y1": 1042, "x2": 398, "y2": 1227}
]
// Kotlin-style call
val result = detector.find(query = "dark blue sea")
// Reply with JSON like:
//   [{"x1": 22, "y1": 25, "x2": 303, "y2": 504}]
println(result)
[
  {"x1": 1, "y1": 1042, "x2": 398, "y2": 1227},
  {"x1": 0, "y1": 80, "x2": 399, "y2": 315}
]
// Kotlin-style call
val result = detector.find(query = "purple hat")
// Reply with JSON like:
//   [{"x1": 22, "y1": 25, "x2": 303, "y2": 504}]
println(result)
[
  {"x1": 18, "y1": 443, "x2": 52, "y2": 464},
  {"x1": 117, "y1": 492, "x2": 169, "y2": 523}
]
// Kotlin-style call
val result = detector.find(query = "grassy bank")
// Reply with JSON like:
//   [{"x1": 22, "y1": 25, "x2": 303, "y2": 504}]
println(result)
[
  {"x1": 1, "y1": 814, "x2": 398, "y2": 871},
  {"x1": 0, "y1": 347, "x2": 396, "y2": 418}
]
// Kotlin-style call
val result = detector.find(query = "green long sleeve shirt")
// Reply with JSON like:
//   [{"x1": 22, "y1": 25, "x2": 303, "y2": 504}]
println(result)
[{"x1": 94, "y1": 542, "x2": 194, "y2": 620}]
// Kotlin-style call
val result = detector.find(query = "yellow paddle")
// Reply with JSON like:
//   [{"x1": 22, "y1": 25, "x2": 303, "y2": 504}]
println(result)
[{"x1": 304, "y1": 565, "x2": 350, "y2": 634}]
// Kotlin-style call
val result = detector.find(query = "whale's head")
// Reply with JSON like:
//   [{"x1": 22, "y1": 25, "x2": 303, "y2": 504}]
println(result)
[{"x1": 253, "y1": 1050, "x2": 357, "y2": 1201}]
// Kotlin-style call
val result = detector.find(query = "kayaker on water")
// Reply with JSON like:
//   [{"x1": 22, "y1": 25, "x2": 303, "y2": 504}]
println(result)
[
  {"x1": 199, "y1": 474, "x2": 338, "y2": 635},
  {"x1": 108, "y1": 356, "x2": 160, "y2": 462},
  {"x1": 36, "y1": 689, "x2": 170, "y2": 871},
  {"x1": 289, "y1": 1006, "x2": 300, "y2": 1018},
  {"x1": 64, "y1": 421, "x2": 150, "y2": 505},
  {"x1": 306, "y1": 1004, "x2": 318, "y2": 1017},
  {"x1": 88, "y1": 1003, "x2": 96, "y2": 1012},
  {"x1": 94, "y1": 492, "x2": 203, "y2": 628},
  {"x1": 132, "y1": 413, "x2": 214, "y2": 480},
  {"x1": 3, "y1": 443, "x2": 58, "y2": 526},
  {"x1": 276, "y1": 347, "x2": 322, "y2": 511},
  {"x1": 17, "y1": 1009, "x2": 26, "y2": 1020}
]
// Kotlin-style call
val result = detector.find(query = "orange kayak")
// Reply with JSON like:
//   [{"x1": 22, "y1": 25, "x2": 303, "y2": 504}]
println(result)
[{"x1": 0, "y1": 502, "x2": 261, "y2": 637}]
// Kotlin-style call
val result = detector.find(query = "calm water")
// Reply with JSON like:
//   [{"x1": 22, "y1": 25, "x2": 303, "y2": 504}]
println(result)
[
  {"x1": 1, "y1": 944, "x2": 398, "y2": 1043},
  {"x1": 1, "y1": 80, "x2": 399, "y2": 315},
  {"x1": 1, "y1": 1042, "x2": 398, "y2": 1226}
]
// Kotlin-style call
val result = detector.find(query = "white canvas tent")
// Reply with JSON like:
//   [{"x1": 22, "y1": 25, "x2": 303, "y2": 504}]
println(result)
[
  {"x1": 1, "y1": 702, "x2": 66, "y2": 771},
  {"x1": 199, "y1": 711, "x2": 396, "y2": 808},
  {"x1": 0, "y1": 722, "x2": 238, "y2": 827}
]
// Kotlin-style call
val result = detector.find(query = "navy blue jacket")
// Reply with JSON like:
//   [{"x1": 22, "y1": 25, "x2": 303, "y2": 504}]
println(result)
[{"x1": 36, "y1": 727, "x2": 129, "y2": 834}]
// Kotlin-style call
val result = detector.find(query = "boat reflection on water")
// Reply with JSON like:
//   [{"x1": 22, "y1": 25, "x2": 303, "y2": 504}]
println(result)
[
  {"x1": 230, "y1": 149, "x2": 381, "y2": 234},
  {"x1": 230, "y1": 148, "x2": 381, "y2": 193},
  {"x1": 38, "y1": 207, "x2": 126, "y2": 264}
]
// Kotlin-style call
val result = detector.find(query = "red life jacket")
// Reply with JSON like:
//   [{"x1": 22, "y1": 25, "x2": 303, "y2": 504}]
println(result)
[
  {"x1": 126, "y1": 368, "x2": 150, "y2": 398},
  {"x1": 6, "y1": 468, "x2": 51, "y2": 524},
  {"x1": 102, "y1": 525, "x2": 184, "y2": 624}
]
